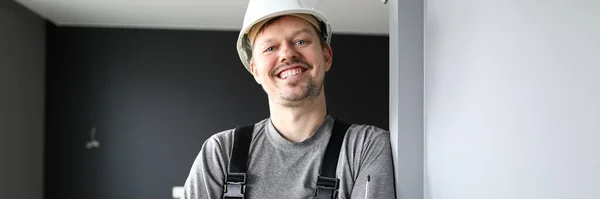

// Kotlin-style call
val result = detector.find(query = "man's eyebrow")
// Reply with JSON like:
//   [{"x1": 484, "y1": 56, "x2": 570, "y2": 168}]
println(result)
[
  {"x1": 257, "y1": 39, "x2": 273, "y2": 48},
  {"x1": 291, "y1": 28, "x2": 314, "y2": 37},
  {"x1": 256, "y1": 28, "x2": 315, "y2": 48}
]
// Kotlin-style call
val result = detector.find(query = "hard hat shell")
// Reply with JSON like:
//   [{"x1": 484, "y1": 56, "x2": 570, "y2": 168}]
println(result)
[{"x1": 236, "y1": 0, "x2": 332, "y2": 73}]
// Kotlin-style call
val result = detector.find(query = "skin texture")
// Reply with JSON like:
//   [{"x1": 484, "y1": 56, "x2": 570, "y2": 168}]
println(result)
[{"x1": 249, "y1": 15, "x2": 333, "y2": 142}]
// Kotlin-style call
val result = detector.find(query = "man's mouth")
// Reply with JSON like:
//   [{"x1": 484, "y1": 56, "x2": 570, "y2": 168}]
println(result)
[{"x1": 277, "y1": 67, "x2": 306, "y2": 79}]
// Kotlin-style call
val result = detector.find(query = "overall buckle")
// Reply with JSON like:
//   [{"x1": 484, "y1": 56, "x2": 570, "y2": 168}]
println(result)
[
  {"x1": 314, "y1": 176, "x2": 339, "y2": 199},
  {"x1": 223, "y1": 173, "x2": 246, "y2": 199}
]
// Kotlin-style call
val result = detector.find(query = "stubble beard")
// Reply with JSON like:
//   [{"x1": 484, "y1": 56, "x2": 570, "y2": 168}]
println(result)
[{"x1": 278, "y1": 76, "x2": 323, "y2": 108}]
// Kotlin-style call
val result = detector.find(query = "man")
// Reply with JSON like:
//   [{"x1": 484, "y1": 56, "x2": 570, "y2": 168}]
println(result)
[{"x1": 183, "y1": 0, "x2": 395, "y2": 198}]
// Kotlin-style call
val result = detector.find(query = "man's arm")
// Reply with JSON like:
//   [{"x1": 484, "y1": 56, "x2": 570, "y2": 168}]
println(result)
[
  {"x1": 183, "y1": 132, "x2": 231, "y2": 199},
  {"x1": 350, "y1": 130, "x2": 396, "y2": 199}
]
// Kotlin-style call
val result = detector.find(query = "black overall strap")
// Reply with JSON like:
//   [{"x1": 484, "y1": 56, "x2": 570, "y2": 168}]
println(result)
[
  {"x1": 315, "y1": 119, "x2": 351, "y2": 199},
  {"x1": 223, "y1": 124, "x2": 254, "y2": 199}
]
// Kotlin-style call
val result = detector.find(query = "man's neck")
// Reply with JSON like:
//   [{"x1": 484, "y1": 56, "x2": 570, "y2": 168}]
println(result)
[{"x1": 269, "y1": 95, "x2": 328, "y2": 143}]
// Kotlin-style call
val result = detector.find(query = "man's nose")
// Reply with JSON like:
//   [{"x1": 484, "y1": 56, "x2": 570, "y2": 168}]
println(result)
[{"x1": 278, "y1": 43, "x2": 299, "y2": 63}]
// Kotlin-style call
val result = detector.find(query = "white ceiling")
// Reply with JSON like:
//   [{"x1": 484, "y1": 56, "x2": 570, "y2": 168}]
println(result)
[{"x1": 15, "y1": 0, "x2": 389, "y2": 35}]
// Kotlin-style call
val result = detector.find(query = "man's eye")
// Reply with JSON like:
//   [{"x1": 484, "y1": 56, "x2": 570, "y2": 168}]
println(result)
[
  {"x1": 295, "y1": 40, "x2": 306, "y2": 45},
  {"x1": 265, "y1": 46, "x2": 276, "y2": 52}
]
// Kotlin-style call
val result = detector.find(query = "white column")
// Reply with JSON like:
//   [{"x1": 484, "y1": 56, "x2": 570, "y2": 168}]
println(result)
[
  {"x1": 389, "y1": 0, "x2": 424, "y2": 198},
  {"x1": 425, "y1": 0, "x2": 600, "y2": 199}
]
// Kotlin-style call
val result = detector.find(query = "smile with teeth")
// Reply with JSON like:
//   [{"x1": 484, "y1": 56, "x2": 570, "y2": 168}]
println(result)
[{"x1": 279, "y1": 68, "x2": 304, "y2": 79}]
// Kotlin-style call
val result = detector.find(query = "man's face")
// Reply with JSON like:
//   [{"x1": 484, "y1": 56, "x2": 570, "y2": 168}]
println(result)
[{"x1": 250, "y1": 15, "x2": 333, "y2": 108}]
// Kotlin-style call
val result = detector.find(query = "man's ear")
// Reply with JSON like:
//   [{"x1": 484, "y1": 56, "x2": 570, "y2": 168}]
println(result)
[
  {"x1": 323, "y1": 44, "x2": 333, "y2": 71},
  {"x1": 250, "y1": 60, "x2": 262, "y2": 85}
]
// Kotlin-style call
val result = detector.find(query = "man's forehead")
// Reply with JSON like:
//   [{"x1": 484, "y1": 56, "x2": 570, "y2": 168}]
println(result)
[{"x1": 250, "y1": 15, "x2": 321, "y2": 45}]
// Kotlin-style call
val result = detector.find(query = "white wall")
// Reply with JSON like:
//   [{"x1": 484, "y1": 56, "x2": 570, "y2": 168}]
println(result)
[
  {"x1": 0, "y1": 1, "x2": 45, "y2": 199},
  {"x1": 425, "y1": 0, "x2": 600, "y2": 199}
]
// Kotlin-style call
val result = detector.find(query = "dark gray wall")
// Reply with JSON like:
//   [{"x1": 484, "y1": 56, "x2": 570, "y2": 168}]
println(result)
[
  {"x1": 0, "y1": 1, "x2": 46, "y2": 199},
  {"x1": 45, "y1": 25, "x2": 388, "y2": 199}
]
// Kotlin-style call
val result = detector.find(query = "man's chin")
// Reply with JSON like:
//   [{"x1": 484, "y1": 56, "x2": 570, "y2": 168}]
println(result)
[
  {"x1": 279, "y1": 92, "x2": 309, "y2": 102},
  {"x1": 270, "y1": 81, "x2": 323, "y2": 106},
  {"x1": 277, "y1": 98, "x2": 310, "y2": 108}
]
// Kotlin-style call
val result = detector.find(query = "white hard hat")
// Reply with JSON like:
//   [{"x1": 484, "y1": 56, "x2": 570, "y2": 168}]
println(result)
[{"x1": 236, "y1": 0, "x2": 332, "y2": 72}]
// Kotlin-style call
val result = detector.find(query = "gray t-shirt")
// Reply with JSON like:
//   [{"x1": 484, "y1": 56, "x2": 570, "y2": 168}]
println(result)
[{"x1": 183, "y1": 115, "x2": 396, "y2": 199}]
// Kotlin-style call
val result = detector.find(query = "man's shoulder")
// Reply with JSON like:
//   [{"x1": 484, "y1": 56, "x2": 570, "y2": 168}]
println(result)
[
  {"x1": 344, "y1": 122, "x2": 391, "y2": 144},
  {"x1": 348, "y1": 123, "x2": 389, "y2": 134},
  {"x1": 204, "y1": 118, "x2": 270, "y2": 146},
  {"x1": 347, "y1": 122, "x2": 389, "y2": 135}
]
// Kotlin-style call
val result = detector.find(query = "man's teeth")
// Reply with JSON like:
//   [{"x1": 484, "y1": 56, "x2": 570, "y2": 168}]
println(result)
[{"x1": 280, "y1": 68, "x2": 303, "y2": 79}]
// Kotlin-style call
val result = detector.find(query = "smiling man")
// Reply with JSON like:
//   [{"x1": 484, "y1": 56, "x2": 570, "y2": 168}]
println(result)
[{"x1": 182, "y1": 0, "x2": 395, "y2": 198}]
